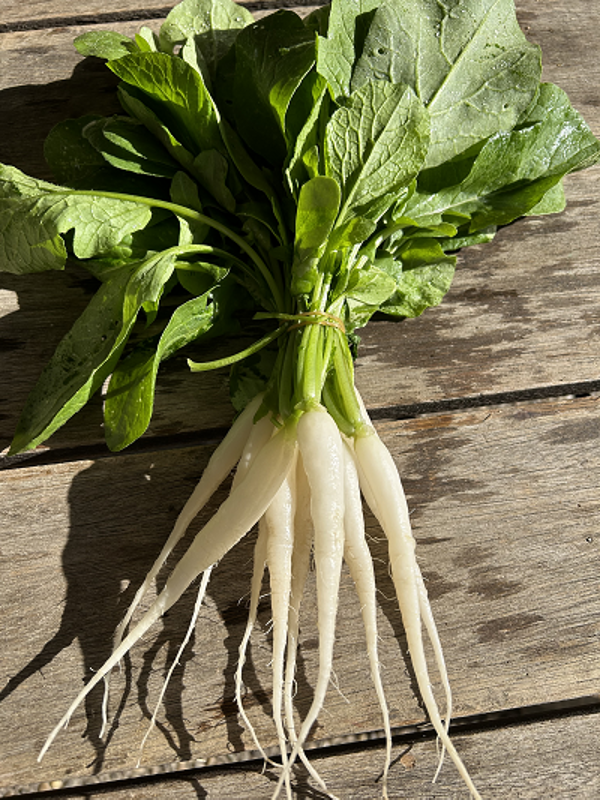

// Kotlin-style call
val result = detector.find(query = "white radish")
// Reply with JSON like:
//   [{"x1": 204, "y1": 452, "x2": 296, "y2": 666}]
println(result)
[
  {"x1": 39, "y1": 419, "x2": 297, "y2": 762},
  {"x1": 353, "y1": 428, "x2": 481, "y2": 800},
  {"x1": 283, "y1": 453, "x2": 314, "y2": 746},
  {"x1": 138, "y1": 413, "x2": 276, "y2": 762},
  {"x1": 235, "y1": 519, "x2": 270, "y2": 760},
  {"x1": 112, "y1": 394, "x2": 265, "y2": 653},
  {"x1": 353, "y1": 399, "x2": 455, "y2": 756},
  {"x1": 233, "y1": 414, "x2": 278, "y2": 760},
  {"x1": 137, "y1": 566, "x2": 212, "y2": 764},
  {"x1": 264, "y1": 459, "x2": 297, "y2": 799},
  {"x1": 352, "y1": 401, "x2": 454, "y2": 770},
  {"x1": 282, "y1": 454, "x2": 330, "y2": 794},
  {"x1": 341, "y1": 441, "x2": 392, "y2": 799},
  {"x1": 273, "y1": 406, "x2": 345, "y2": 800}
]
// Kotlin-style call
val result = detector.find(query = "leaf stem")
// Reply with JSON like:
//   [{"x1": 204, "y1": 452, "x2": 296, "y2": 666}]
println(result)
[
  {"x1": 187, "y1": 324, "x2": 287, "y2": 372},
  {"x1": 53, "y1": 188, "x2": 285, "y2": 312}
]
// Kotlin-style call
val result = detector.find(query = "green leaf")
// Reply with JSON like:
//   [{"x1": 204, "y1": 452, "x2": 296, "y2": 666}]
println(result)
[
  {"x1": 104, "y1": 292, "x2": 214, "y2": 450},
  {"x1": 285, "y1": 74, "x2": 329, "y2": 194},
  {"x1": 109, "y1": 52, "x2": 223, "y2": 156},
  {"x1": 159, "y1": 0, "x2": 253, "y2": 76},
  {"x1": 316, "y1": 0, "x2": 379, "y2": 99},
  {"x1": 117, "y1": 84, "x2": 197, "y2": 175},
  {"x1": 136, "y1": 27, "x2": 159, "y2": 53},
  {"x1": 325, "y1": 81, "x2": 429, "y2": 224},
  {"x1": 170, "y1": 170, "x2": 209, "y2": 244},
  {"x1": 44, "y1": 116, "x2": 109, "y2": 187},
  {"x1": 526, "y1": 181, "x2": 565, "y2": 217},
  {"x1": 343, "y1": 263, "x2": 397, "y2": 330},
  {"x1": 176, "y1": 259, "x2": 228, "y2": 295},
  {"x1": 380, "y1": 239, "x2": 456, "y2": 318},
  {"x1": 0, "y1": 198, "x2": 67, "y2": 274},
  {"x1": 291, "y1": 176, "x2": 341, "y2": 295},
  {"x1": 437, "y1": 227, "x2": 496, "y2": 252},
  {"x1": 9, "y1": 250, "x2": 177, "y2": 453},
  {"x1": 83, "y1": 116, "x2": 180, "y2": 178},
  {"x1": 74, "y1": 30, "x2": 137, "y2": 60},
  {"x1": 404, "y1": 82, "x2": 600, "y2": 233},
  {"x1": 0, "y1": 165, "x2": 153, "y2": 272},
  {"x1": 180, "y1": 37, "x2": 212, "y2": 86},
  {"x1": 352, "y1": 0, "x2": 542, "y2": 168},
  {"x1": 193, "y1": 149, "x2": 236, "y2": 211},
  {"x1": 83, "y1": 212, "x2": 180, "y2": 277},
  {"x1": 520, "y1": 82, "x2": 600, "y2": 174},
  {"x1": 330, "y1": 216, "x2": 376, "y2": 249},
  {"x1": 233, "y1": 11, "x2": 317, "y2": 165}
]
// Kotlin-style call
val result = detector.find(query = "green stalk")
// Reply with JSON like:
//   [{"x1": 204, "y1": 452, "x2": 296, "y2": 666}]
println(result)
[
  {"x1": 53, "y1": 188, "x2": 285, "y2": 312},
  {"x1": 188, "y1": 324, "x2": 287, "y2": 372},
  {"x1": 278, "y1": 328, "x2": 297, "y2": 420},
  {"x1": 332, "y1": 329, "x2": 363, "y2": 432}
]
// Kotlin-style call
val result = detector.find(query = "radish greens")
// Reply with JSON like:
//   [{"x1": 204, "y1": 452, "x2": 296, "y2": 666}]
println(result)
[{"x1": 1, "y1": 0, "x2": 599, "y2": 796}]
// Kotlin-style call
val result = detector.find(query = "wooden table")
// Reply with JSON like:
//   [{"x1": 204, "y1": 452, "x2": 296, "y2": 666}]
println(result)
[{"x1": 1, "y1": 2, "x2": 599, "y2": 797}]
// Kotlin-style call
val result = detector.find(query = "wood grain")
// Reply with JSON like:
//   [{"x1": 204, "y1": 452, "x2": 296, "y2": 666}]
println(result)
[
  {"x1": 1, "y1": 1, "x2": 600, "y2": 798},
  {"x1": 12, "y1": 712, "x2": 600, "y2": 799},
  {"x1": 1, "y1": 398, "x2": 599, "y2": 794},
  {"x1": 0, "y1": 1, "x2": 323, "y2": 29}
]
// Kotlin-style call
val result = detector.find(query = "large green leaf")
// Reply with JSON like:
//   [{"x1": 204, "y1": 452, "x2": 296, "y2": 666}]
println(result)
[
  {"x1": 104, "y1": 293, "x2": 215, "y2": 450},
  {"x1": 403, "y1": 82, "x2": 600, "y2": 232},
  {"x1": 10, "y1": 250, "x2": 177, "y2": 453},
  {"x1": 109, "y1": 52, "x2": 223, "y2": 155},
  {"x1": 316, "y1": 0, "x2": 380, "y2": 99},
  {"x1": 233, "y1": 11, "x2": 317, "y2": 165},
  {"x1": 325, "y1": 81, "x2": 429, "y2": 224},
  {"x1": 352, "y1": 0, "x2": 541, "y2": 168},
  {"x1": 159, "y1": 0, "x2": 253, "y2": 77},
  {"x1": 0, "y1": 165, "x2": 153, "y2": 273}
]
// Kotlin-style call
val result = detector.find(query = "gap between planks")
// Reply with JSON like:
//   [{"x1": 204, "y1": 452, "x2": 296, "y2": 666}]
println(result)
[
  {"x1": 0, "y1": 0, "x2": 326, "y2": 34},
  {"x1": 2, "y1": 384, "x2": 600, "y2": 471},
  {"x1": 2, "y1": 697, "x2": 600, "y2": 798}
]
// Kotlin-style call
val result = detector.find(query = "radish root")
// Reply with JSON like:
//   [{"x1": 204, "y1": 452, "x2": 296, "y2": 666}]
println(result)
[{"x1": 40, "y1": 400, "x2": 480, "y2": 800}]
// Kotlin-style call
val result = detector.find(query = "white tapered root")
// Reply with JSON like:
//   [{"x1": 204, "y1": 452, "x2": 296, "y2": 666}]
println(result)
[
  {"x1": 281, "y1": 454, "x2": 328, "y2": 792},
  {"x1": 235, "y1": 520, "x2": 272, "y2": 762},
  {"x1": 114, "y1": 395, "x2": 265, "y2": 652},
  {"x1": 264, "y1": 458, "x2": 297, "y2": 800},
  {"x1": 137, "y1": 566, "x2": 213, "y2": 765},
  {"x1": 342, "y1": 441, "x2": 392, "y2": 799},
  {"x1": 284, "y1": 453, "x2": 313, "y2": 746},
  {"x1": 354, "y1": 427, "x2": 481, "y2": 800},
  {"x1": 273, "y1": 407, "x2": 344, "y2": 800},
  {"x1": 39, "y1": 419, "x2": 297, "y2": 763}
]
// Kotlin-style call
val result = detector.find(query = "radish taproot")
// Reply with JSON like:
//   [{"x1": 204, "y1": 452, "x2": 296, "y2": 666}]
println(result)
[{"x1": 1, "y1": 0, "x2": 599, "y2": 796}]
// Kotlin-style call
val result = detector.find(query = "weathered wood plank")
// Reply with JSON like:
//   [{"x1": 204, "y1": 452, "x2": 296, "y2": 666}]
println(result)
[
  {"x1": 1, "y1": 397, "x2": 599, "y2": 793},
  {"x1": 2, "y1": 0, "x2": 171, "y2": 26},
  {"x1": 12, "y1": 712, "x2": 600, "y2": 799},
  {"x1": 0, "y1": 1, "x2": 320, "y2": 28}
]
